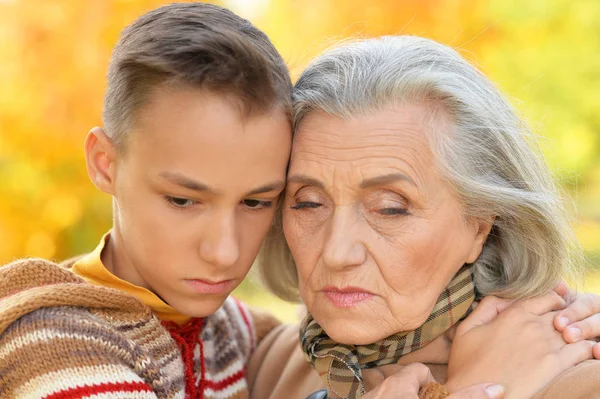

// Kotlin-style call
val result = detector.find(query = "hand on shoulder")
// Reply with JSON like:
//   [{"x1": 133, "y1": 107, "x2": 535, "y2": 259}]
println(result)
[
  {"x1": 362, "y1": 363, "x2": 504, "y2": 399},
  {"x1": 446, "y1": 292, "x2": 596, "y2": 399}
]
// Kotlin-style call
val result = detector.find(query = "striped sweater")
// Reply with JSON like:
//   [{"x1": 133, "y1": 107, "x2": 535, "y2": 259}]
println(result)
[{"x1": 0, "y1": 258, "x2": 279, "y2": 399}]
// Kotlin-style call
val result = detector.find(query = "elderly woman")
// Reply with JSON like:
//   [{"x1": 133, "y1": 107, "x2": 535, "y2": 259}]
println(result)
[{"x1": 248, "y1": 36, "x2": 600, "y2": 399}]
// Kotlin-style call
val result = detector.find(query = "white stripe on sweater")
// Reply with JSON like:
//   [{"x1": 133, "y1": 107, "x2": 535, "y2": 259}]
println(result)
[
  {"x1": 15, "y1": 365, "x2": 160, "y2": 399},
  {"x1": 203, "y1": 378, "x2": 247, "y2": 398},
  {"x1": 86, "y1": 392, "x2": 159, "y2": 399},
  {"x1": 223, "y1": 298, "x2": 254, "y2": 358},
  {"x1": 202, "y1": 357, "x2": 245, "y2": 383},
  {"x1": 0, "y1": 329, "x2": 130, "y2": 359}
]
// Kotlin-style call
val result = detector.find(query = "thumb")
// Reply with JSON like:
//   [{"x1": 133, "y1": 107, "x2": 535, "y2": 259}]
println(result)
[
  {"x1": 456, "y1": 296, "x2": 513, "y2": 337},
  {"x1": 593, "y1": 342, "x2": 600, "y2": 360},
  {"x1": 448, "y1": 383, "x2": 505, "y2": 399}
]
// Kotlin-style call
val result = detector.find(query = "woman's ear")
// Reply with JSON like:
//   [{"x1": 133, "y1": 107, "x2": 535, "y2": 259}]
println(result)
[
  {"x1": 84, "y1": 127, "x2": 117, "y2": 195},
  {"x1": 466, "y1": 217, "x2": 494, "y2": 264}
]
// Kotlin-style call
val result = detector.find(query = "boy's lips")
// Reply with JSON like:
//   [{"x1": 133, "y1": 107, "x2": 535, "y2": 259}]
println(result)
[{"x1": 184, "y1": 279, "x2": 235, "y2": 295}]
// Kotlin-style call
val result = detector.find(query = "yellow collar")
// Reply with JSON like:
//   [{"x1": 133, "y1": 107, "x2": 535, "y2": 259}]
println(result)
[{"x1": 71, "y1": 232, "x2": 190, "y2": 324}]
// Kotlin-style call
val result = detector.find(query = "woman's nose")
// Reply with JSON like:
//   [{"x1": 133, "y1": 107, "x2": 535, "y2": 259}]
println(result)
[{"x1": 322, "y1": 206, "x2": 367, "y2": 270}]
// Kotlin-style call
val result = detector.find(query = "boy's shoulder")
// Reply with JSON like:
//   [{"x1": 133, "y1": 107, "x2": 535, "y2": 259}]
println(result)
[
  {"x1": 0, "y1": 257, "x2": 83, "y2": 295},
  {"x1": 204, "y1": 297, "x2": 281, "y2": 363},
  {"x1": 0, "y1": 295, "x2": 183, "y2": 398},
  {"x1": 0, "y1": 257, "x2": 149, "y2": 337}
]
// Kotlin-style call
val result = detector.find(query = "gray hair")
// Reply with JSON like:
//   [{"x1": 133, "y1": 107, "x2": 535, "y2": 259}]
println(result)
[{"x1": 258, "y1": 35, "x2": 582, "y2": 301}]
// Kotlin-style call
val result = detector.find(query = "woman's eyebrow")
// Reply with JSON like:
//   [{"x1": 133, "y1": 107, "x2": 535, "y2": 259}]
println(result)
[
  {"x1": 246, "y1": 181, "x2": 285, "y2": 196},
  {"x1": 360, "y1": 173, "x2": 416, "y2": 189},
  {"x1": 286, "y1": 175, "x2": 325, "y2": 189}
]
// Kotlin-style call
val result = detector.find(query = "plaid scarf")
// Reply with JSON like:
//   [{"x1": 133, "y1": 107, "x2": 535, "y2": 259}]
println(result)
[{"x1": 300, "y1": 264, "x2": 476, "y2": 399}]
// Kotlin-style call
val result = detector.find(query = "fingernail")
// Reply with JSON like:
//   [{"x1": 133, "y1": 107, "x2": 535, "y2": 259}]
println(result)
[
  {"x1": 567, "y1": 326, "x2": 581, "y2": 340},
  {"x1": 485, "y1": 384, "x2": 505, "y2": 398},
  {"x1": 558, "y1": 317, "x2": 569, "y2": 328}
]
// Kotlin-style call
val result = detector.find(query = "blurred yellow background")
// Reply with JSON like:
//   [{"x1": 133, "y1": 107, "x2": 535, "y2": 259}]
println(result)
[{"x1": 0, "y1": 0, "x2": 598, "y2": 321}]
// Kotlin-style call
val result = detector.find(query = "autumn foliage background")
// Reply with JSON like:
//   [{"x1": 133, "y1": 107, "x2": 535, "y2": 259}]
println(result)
[{"x1": 0, "y1": 0, "x2": 598, "y2": 318}]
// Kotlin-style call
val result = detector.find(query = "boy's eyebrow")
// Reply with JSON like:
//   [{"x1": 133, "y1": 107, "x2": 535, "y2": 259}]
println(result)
[
  {"x1": 246, "y1": 181, "x2": 285, "y2": 196},
  {"x1": 158, "y1": 171, "x2": 284, "y2": 196},
  {"x1": 159, "y1": 171, "x2": 212, "y2": 193}
]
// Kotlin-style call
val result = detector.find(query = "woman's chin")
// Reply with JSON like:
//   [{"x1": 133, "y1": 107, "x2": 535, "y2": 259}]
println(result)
[
  {"x1": 319, "y1": 319, "x2": 394, "y2": 346},
  {"x1": 316, "y1": 310, "x2": 429, "y2": 346}
]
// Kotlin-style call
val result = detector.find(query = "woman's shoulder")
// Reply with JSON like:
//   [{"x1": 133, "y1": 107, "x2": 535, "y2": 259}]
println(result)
[
  {"x1": 534, "y1": 360, "x2": 600, "y2": 399},
  {"x1": 246, "y1": 322, "x2": 326, "y2": 399}
]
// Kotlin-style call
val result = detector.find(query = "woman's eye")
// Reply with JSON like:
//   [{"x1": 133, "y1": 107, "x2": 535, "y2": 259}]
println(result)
[
  {"x1": 291, "y1": 201, "x2": 322, "y2": 210},
  {"x1": 243, "y1": 199, "x2": 273, "y2": 209},
  {"x1": 166, "y1": 196, "x2": 196, "y2": 208},
  {"x1": 378, "y1": 208, "x2": 408, "y2": 216}
]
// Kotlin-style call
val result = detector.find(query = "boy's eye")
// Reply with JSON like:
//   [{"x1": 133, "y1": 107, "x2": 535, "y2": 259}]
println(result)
[
  {"x1": 243, "y1": 199, "x2": 273, "y2": 209},
  {"x1": 166, "y1": 196, "x2": 196, "y2": 208}
]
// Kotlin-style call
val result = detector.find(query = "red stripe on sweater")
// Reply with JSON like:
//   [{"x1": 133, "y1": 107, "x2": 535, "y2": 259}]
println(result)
[
  {"x1": 203, "y1": 368, "x2": 245, "y2": 390},
  {"x1": 42, "y1": 381, "x2": 153, "y2": 399},
  {"x1": 233, "y1": 298, "x2": 254, "y2": 351}
]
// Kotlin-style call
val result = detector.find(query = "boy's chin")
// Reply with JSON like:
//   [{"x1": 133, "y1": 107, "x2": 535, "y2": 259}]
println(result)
[{"x1": 168, "y1": 294, "x2": 230, "y2": 319}]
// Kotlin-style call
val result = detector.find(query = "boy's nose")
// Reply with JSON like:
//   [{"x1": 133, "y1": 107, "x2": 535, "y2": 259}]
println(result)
[{"x1": 199, "y1": 216, "x2": 240, "y2": 269}]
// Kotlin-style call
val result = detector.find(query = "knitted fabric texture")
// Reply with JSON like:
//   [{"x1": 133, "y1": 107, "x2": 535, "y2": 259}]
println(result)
[
  {"x1": 300, "y1": 265, "x2": 475, "y2": 399},
  {"x1": 0, "y1": 258, "x2": 257, "y2": 399}
]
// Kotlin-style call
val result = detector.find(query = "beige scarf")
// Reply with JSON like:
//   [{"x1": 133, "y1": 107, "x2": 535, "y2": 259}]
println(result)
[{"x1": 300, "y1": 265, "x2": 476, "y2": 399}]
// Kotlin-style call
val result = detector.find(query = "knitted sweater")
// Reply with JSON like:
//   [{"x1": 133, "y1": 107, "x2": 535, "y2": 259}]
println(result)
[{"x1": 0, "y1": 258, "x2": 279, "y2": 399}]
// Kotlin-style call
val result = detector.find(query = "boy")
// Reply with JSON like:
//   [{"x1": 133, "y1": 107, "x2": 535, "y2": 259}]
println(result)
[{"x1": 0, "y1": 3, "x2": 291, "y2": 398}]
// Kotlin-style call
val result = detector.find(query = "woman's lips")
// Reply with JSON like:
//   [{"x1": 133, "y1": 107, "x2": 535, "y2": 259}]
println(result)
[
  {"x1": 184, "y1": 279, "x2": 235, "y2": 295},
  {"x1": 322, "y1": 286, "x2": 375, "y2": 307}
]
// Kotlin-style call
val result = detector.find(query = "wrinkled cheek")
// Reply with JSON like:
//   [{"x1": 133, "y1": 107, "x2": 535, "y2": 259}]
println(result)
[
  {"x1": 389, "y1": 287, "x2": 442, "y2": 330},
  {"x1": 284, "y1": 216, "x2": 312, "y2": 267},
  {"x1": 383, "y1": 245, "x2": 440, "y2": 293},
  {"x1": 295, "y1": 253, "x2": 316, "y2": 289}
]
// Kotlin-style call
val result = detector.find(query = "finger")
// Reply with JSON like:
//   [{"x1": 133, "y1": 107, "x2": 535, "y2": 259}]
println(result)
[
  {"x1": 562, "y1": 313, "x2": 600, "y2": 343},
  {"x1": 594, "y1": 343, "x2": 600, "y2": 360},
  {"x1": 363, "y1": 363, "x2": 433, "y2": 399},
  {"x1": 554, "y1": 293, "x2": 600, "y2": 332},
  {"x1": 559, "y1": 339, "x2": 595, "y2": 367},
  {"x1": 390, "y1": 362, "x2": 434, "y2": 391},
  {"x1": 447, "y1": 383, "x2": 505, "y2": 399},
  {"x1": 553, "y1": 281, "x2": 569, "y2": 300},
  {"x1": 456, "y1": 296, "x2": 513, "y2": 337},
  {"x1": 517, "y1": 291, "x2": 567, "y2": 316}
]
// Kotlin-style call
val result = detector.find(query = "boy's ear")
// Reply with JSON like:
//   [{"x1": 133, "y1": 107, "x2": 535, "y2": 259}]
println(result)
[{"x1": 84, "y1": 127, "x2": 117, "y2": 195}]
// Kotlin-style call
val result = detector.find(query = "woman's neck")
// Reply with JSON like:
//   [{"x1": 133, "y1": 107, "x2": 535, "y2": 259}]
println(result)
[{"x1": 361, "y1": 325, "x2": 456, "y2": 391}]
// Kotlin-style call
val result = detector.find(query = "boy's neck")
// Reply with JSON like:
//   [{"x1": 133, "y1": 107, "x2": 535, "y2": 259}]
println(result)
[{"x1": 101, "y1": 228, "x2": 151, "y2": 291}]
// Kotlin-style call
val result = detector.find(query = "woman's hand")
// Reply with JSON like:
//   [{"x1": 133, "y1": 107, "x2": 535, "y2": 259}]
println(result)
[
  {"x1": 362, "y1": 363, "x2": 504, "y2": 399},
  {"x1": 446, "y1": 292, "x2": 596, "y2": 399},
  {"x1": 553, "y1": 285, "x2": 600, "y2": 358}
]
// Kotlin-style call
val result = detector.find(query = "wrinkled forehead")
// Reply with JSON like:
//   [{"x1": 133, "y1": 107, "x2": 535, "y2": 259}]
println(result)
[{"x1": 289, "y1": 106, "x2": 438, "y2": 187}]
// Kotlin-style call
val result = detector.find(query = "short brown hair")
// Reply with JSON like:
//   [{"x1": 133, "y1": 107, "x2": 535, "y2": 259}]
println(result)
[{"x1": 102, "y1": 2, "x2": 292, "y2": 150}]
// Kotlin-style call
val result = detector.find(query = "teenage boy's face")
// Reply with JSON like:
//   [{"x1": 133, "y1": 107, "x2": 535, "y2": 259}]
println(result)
[{"x1": 86, "y1": 87, "x2": 291, "y2": 317}]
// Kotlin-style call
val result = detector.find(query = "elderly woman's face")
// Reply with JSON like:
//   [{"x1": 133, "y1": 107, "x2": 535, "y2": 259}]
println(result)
[{"x1": 283, "y1": 104, "x2": 491, "y2": 345}]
